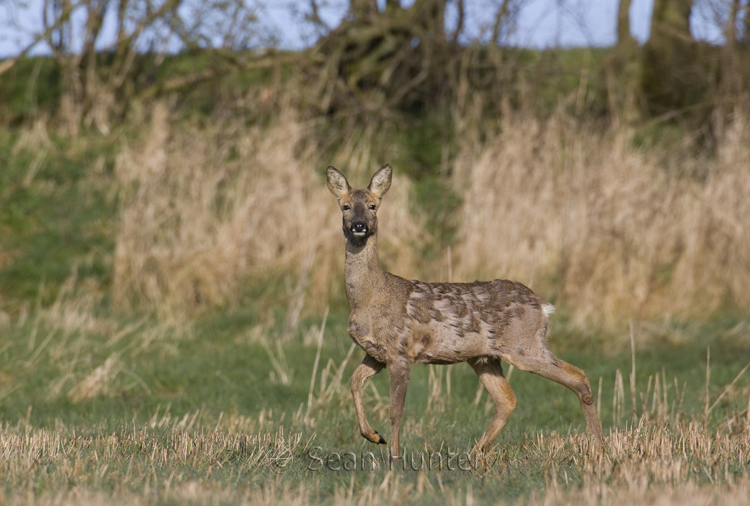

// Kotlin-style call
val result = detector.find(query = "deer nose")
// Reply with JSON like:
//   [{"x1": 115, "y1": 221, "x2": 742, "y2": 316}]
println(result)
[{"x1": 351, "y1": 222, "x2": 368, "y2": 235}]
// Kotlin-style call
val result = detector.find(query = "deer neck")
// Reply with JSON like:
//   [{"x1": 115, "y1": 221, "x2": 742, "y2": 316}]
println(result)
[{"x1": 344, "y1": 232, "x2": 384, "y2": 311}]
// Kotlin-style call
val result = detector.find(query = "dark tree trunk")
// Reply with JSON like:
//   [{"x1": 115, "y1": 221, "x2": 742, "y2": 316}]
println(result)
[
  {"x1": 641, "y1": 0, "x2": 699, "y2": 115},
  {"x1": 616, "y1": 0, "x2": 634, "y2": 46},
  {"x1": 605, "y1": 0, "x2": 642, "y2": 126}
]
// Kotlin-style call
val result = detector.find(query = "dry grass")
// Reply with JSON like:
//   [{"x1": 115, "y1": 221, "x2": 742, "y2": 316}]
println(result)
[
  {"x1": 111, "y1": 105, "x2": 750, "y2": 324},
  {"x1": 112, "y1": 104, "x2": 425, "y2": 319},
  {"x1": 31, "y1": 269, "x2": 113, "y2": 337},
  {"x1": 0, "y1": 414, "x2": 305, "y2": 505},
  {"x1": 67, "y1": 353, "x2": 123, "y2": 402},
  {"x1": 1, "y1": 394, "x2": 749, "y2": 505},
  {"x1": 15, "y1": 271, "x2": 181, "y2": 405},
  {"x1": 10, "y1": 102, "x2": 748, "y2": 326},
  {"x1": 453, "y1": 111, "x2": 750, "y2": 324}
]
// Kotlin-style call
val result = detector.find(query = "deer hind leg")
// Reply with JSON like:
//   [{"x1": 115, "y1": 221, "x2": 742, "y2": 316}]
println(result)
[
  {"x1": 469, "y1": 357, "x2": 517, "y2": 453},
  {"x1": 512, "y1": 351, "x2": 605, "y2": 449},
  {"x1": 351, "y1": 354, "x2": 386, "y2": 445}
]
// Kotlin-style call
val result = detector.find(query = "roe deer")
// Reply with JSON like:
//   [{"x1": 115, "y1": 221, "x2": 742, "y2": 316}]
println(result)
[{"x1": 326, "y1": 164, "x2": 605, "y2": 459}]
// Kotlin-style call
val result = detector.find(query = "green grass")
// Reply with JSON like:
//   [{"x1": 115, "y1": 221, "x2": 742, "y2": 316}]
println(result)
[
  {"x1": 0, "y1": 57, "x2": 61, "y2": 122},
  {"x1": 1, "y1": 300, "x2": 749, "y2": 504},
  {"x1": 0, "y1": 130, "x2": 117, "y2": 306},
  {"x1": 6, "y1": 306, "x2": 746, "y2": 433}
]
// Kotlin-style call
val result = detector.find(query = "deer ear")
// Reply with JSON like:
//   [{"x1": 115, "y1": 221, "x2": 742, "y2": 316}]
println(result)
[
  {"x1": 326, "y1": 166, "x2": 350, "y2": 199},
  {"x1": 368, "y1": 164, "x2": 392, "y2": 198}
]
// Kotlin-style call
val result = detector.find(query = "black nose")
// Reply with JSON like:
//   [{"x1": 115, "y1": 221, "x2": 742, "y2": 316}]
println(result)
[{"x1": 352, "y1": 222, "x2": 368, "y2": 234}]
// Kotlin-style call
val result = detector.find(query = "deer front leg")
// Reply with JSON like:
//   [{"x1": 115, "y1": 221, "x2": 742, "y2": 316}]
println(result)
[
  {"x1": 351, "y1": 354, "x2": 386, "y2": 445},
  {"x1": 387, "y1": 360, "x2": 411, "y2": 460}
]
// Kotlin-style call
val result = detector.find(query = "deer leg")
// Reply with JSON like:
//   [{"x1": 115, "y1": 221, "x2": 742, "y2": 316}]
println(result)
[
  {"x1": 514, "y1": 353, "x2": 605, "y2": 449},
  {"x1": 351, "y1": 354, "x2": 386, "y2": 445},
  {"x1": 387, "y1": 360, "x2": 411, "y2": 459},
  {"x1": 469, "y1": 358, "x2": 517, "y2": 453}
]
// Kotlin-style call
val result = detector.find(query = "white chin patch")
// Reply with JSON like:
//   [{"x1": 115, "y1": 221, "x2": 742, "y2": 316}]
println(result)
[{"x1": 352, "y1": 231, "x2": 366, "y2": 237}]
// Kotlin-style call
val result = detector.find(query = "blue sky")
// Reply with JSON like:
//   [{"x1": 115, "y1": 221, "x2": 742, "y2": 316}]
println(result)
[
  {"x1": 0, "y1": 0, "x2": 726, "y2": 58},
  {"x1": 258, "y1": 0, "x2": 723, "y2": 48}
]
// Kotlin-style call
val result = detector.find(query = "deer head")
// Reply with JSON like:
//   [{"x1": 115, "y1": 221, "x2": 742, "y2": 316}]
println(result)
[{"x1": 326, "y1": 164, "x2": 392, "y2": 242}]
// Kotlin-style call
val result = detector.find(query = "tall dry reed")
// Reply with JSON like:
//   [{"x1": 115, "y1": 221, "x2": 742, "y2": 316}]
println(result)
[
  {"x1": 111, "y1": 101, "x2": 749, "y2": 324},
  {"x1": 112, "y1": 104, "x2": 425, "y2": 318},
  {"x1": 453, "y1": 112, "x2": 750, "y2": 324}
]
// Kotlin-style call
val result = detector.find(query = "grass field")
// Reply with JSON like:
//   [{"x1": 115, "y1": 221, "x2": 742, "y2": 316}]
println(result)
[
  {"x1": 2, "y1": 98, "x2": 750, "y2": 504},
  {"x1": 1, "y1": 293, "x2": 749, "y2": 504}
]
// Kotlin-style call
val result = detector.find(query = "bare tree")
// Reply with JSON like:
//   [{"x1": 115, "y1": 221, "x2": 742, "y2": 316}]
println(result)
[
  {"x1": 304, "y1": 0, "x2": 523, "y2": 116},
  {"x1": 1, "y1": 0, "x2": 271, "y2": 133}
]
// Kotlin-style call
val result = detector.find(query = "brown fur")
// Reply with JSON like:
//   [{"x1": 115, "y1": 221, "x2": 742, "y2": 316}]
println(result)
[{"x1": 326, "y1": 164, "x2": 605, "y2": 458}]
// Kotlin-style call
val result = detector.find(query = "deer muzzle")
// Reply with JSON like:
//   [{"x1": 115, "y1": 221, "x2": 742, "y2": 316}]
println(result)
[{"x1": 351, "y1": 222, "x2": 368, "y2": 236}]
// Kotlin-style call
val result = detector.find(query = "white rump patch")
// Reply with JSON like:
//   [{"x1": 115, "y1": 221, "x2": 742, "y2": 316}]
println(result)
[{"x1": 542, "y1": 303, "x2": 555, "y2": 317}]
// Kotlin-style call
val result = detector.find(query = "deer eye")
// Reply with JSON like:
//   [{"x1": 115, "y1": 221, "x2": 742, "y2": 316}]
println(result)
[
  {"x1": 369, "y1": 204, "x2": 376, "y2": 210},
  {"x1": 342, "y1": 204, "x2": 350, "y2": 211}
]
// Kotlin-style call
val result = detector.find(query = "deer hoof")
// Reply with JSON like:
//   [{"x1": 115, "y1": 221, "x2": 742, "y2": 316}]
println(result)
[
  {"x1": 363, "y1": 429, "x2": 386, "y2": 444},
  {"x1": 470, "y1": 443, "x2": 490, "y2": 458}
]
